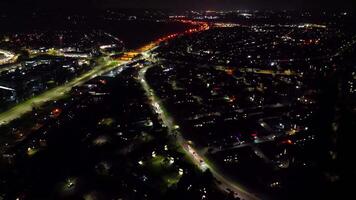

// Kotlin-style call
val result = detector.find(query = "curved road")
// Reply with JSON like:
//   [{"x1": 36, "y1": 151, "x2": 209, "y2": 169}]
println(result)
[{"x1": 139, "y1": 65, "x2": 261, "y2": 200}]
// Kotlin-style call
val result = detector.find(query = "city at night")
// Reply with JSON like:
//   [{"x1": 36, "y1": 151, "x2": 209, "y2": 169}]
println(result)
[{"x1": 0, "y1": 1, "x2": 355, "y2": 200}]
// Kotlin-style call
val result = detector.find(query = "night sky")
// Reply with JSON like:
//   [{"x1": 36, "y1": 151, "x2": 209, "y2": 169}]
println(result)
[
  {"x1": 1, "y1": 0, "x2": 355, "y2": 11},
  {"x1": 106, "y1": 0, "x2": 356, "y2": 10}
]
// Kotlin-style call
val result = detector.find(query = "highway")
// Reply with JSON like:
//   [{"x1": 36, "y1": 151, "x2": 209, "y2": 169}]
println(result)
[
  {"x1": 0, "y1": 59, "x2": 125, "y2": 125},
  {"x1": 0, "y1": 19, "x2": 208, "y2": 126},
  {"x1": 139, "y1": 65, "x2": 261, "y2": 200}
]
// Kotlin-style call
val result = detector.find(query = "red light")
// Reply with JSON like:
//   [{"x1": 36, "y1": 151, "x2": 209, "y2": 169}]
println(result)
[
  {"x1": 281, "y1": 139, "x2": 294, "y2": 145},
  {"x1": 51, "y1": 108, "x2": 62, "y2": 118},
  {"x1": 226, "y1": 69, "x2": 234, "y2": 75}
]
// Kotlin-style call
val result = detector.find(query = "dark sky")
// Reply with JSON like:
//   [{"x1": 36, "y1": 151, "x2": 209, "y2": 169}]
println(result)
[
  {"x1": 106, "y1": 0, "x2": 356, "y2": 10},
  {"x1": 1, "y1": 0, "x2": 355, "y2": 11}
]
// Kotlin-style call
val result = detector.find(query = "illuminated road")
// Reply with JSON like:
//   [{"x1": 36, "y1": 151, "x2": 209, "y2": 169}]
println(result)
[
  {"x1": 1, "y1": 19, "x2": 260, "y2": 198},
  {"x1": 0, "y1": 20, "x2": 209, "y2": 126},
  {"x1": 139, "y1": 65, "x2": 260, "y2": 200},
  {"x1": 0, "y1": 59, "x2": 125, "y2": 125}
]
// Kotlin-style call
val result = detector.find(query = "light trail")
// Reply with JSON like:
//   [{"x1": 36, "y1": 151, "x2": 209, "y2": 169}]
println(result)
[{"x1": 0, "y1": 85, "x2": 15, "y2": 91}]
